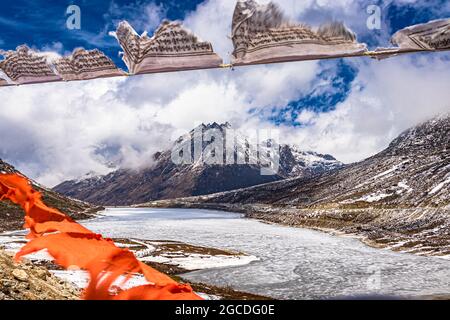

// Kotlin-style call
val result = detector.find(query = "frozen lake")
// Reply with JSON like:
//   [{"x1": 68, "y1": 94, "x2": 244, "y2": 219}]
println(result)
[{"x1": 82, "y1": 208, "x2": 450, "y2": 300}]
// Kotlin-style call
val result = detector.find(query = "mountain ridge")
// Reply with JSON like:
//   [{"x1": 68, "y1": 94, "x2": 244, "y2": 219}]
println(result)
[
  {"x1": 54, "y1": 123, "x2": 343, "y2": 206},
  {"x1": 0, "y1": 159, "x2": 102, "y2": 232},
  {"x1": 139, "y1": 115, "x2": 450, "y2": 257}
]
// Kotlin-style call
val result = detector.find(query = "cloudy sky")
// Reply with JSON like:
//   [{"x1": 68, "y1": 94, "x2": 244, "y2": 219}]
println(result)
[{"x1": 0, "y1": 0, "x2": 449, "y2": 187}]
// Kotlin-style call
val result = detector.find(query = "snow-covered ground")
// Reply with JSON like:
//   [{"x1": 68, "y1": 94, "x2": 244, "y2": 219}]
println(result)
[
  {"x1": 140, "y1": 253, "x2": 259, "y2": 270},
  {"x1": 340, "y1": 179, "x2": 414, "y2": 204},
  {"x1": 355, "y1": 192, "x2": 393, "y2": 203},
  {"x1": 0, "y1": 226, "x2": 259, "y2": 297},
  {"x1": 429, "y1": 176, "x2": 450, "y2": 195},
  {"x1": 49, "y1": 270, "x2": 150, "y2": 290}
]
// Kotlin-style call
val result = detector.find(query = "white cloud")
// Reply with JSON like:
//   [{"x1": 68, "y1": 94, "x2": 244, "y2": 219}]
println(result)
[
  {"x1": 0, "y1": 0, "x2": 449, "y2": 187},
  {"x1": 0, "y1": 78, "x2": 175, "y2": 186},
  {"x1": 106, "y1": 1, "x2": 167, "y2": 33},
  {"x1": 0, "y1": 60, "x2": 320, "y2": 187},
  {"x1": 280, "y1": 53, "x2": 450, "y2": 163}
]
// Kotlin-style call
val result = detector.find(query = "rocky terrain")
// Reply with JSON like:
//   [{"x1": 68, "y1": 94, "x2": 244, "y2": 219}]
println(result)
[
  {"x1": 0, "y1": 160, "x2": 104, "y2": 300},
  {"x1": 1, "y1": 148, "x2": 271, "y2": 301},
  {"x1": 54, "y1": 122, "x2": 342, "y2": 206},
  {"x1": 140, "y1": 115, "x2": 450, "y2": 257},
  {"x1": 0, "y1": 250, "x2": 79, "y2": 300},
  {"x1": 0, "y1": 235, "x2": 269, "y2": 300},
  {"x1": 0, "y1": 159, "x2": 103, "y2": 233}
]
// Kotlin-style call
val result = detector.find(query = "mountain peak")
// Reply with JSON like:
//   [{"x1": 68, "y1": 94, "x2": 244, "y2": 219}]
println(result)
[
  {"x1": 193, "y1": 122, "x2": 232, "y2": 132},
  {"x1": 53, "y1": 123, "x2": 342, "y2": 206},
  {"x1": 383, "y1": 114, "x2": 450, "y2": 156},
  {"x1": 194, "y1": 115, "x2": 450, "y2": 210}
]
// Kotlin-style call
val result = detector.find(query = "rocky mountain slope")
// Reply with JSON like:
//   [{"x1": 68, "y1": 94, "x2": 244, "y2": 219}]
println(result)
[
  {"x1": 0, "y1": 159, "x2": 102, "y2": 232},
  {"x1": 190, "y1": 116, "x2": 449, "y2": 208},
  {"x1": 143, "y1": 115, "x2": 450, "y2": 256},
  {"x1": 54, "y1": 123, "x2": 342, "y2": 206}
]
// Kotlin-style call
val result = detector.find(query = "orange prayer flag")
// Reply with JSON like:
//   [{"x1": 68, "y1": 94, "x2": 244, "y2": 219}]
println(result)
[{"x1": 0, "y1": 173, "x2": 202, "y2": 300}]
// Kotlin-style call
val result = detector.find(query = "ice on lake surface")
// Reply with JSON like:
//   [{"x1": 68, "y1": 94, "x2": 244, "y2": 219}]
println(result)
[{"x1": 82, "y1": 208, "x2": 450, "y2": 300}]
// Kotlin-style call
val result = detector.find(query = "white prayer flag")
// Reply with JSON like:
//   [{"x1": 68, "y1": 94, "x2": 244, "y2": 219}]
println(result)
[
  {"x1": 374, "y1": 19, "x2": 450, "y2": 59},
  {"x1": 53, "y1": 48, "x2": 125, "y2": 81},
  {"x1": 231, "y1": 0, "x2": 367, "y2": 66},
  {"x1": 392, "y1": 19, "x2": 450, "y2": 51},
  {"x1": 112, "y1": 20, "x2": 223, "y2": 75},
  {"x1": 0, "y1": 70, "x2": 11, "y2": 87},
  {"x1": 0, "y1": 6, "x2": 448, "y2": 88},
  {"x1": 0, "y1": 46, "x2": 61, "y2": 85}
]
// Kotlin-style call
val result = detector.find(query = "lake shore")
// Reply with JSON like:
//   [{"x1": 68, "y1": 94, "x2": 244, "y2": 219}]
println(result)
[
  {"x1": 2, "y1": 207, "x2": 450, "y2": 300},
  {"x1": 0, "y1": 234, "x2": 270, "y2": 300},
  {"x1": 136, "y1": 201, "x2": 450, "y2": 259}
]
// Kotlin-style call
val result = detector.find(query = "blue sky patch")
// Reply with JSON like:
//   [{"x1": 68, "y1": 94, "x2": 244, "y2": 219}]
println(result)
[{"x1": 270, "y1": 60, "x2": 358, "y2": 126}]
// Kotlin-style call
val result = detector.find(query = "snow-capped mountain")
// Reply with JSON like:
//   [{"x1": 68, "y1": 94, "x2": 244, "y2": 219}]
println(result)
[
  {"x1": 278, "y1": 145, "x2": 343, "y2": 178},
  {"x1": 53, "y1": 123, "x2": 342, "y2": 206},
  {"x1": 188, "y1": 115, "x2": 450, "y2": 208},
  {"x1": 145, "y1": 115, "x2": 450, "y2": 256}
]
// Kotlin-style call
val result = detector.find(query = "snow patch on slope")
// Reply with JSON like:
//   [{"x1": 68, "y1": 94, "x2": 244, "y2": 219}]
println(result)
[
  {"x1": 140, "y1": 253, "x2": 259, "y2": 271},
  {"x1": 429, "y1": 176, "x2": 450, "y2": 195},
  {"x1": 356, "y1": 192, "x2": 393, "y2": 203}
]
